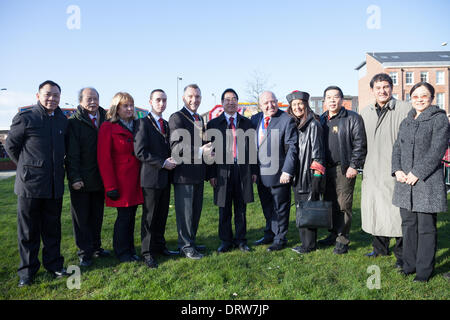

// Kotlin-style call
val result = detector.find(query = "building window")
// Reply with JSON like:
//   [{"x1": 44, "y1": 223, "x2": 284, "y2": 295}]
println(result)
[
  {"x1": 405, "y1": 93, "x2": 411, "y2": 101},
  {"x1": 420, "y1": 72, "x2": 428, "y2": 82},
  {"x1": 405, "y1": 72, "x2": 414, "y2": 85},
  {"x1": 390, "y1": 72, "x2": 398, "y2": 85},
  {"x1": 436, "y1": 93, "x2": 445, "y2": 109},
  {"x1": 436, "y1": 71, "x2": 445, "y2": 85}
]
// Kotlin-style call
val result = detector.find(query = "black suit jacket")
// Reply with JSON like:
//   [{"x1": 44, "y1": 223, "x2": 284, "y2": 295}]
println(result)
[
  {"x1": 168, "y1": 107, "x2": 206, "y2": 184},
  {"x1": 134, "y1": 114, "x2": 171, "y2": 189},
  {"x1": 250, "y1": 109, "x2": 298, "y2": 187},
  {"x1": 206, "y1": 113, "x2": 257, "y2": 207}
]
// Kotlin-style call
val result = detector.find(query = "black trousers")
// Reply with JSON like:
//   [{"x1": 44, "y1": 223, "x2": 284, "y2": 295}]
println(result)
[
  {"x1": 257, "y1": 181, "x2": 291, "y2": 245},
  {"x1": 294, "y1": 192, "x2": 317, "y2": 251},
  {"x1": 218, "y1": 164, "x2": 247, "y2": 246},
  {"x1": 70, "y1": 190, "x2": 105, "y2": 259},
  {"x1": 17, "y1": 196, "x2": 64, "y2": 279},
  {"x1": 324, "y1": 165, "x2": 356, "y2": 245},
  {"x1": 141, "y1": 185, "x2": 170, "y2": 259},
  {"x1": 113, "y1": 206, "x2": 137, "y2": 261},
  {"x1": 174, "y1": 183, "x2": 204, "y2": 250},
  {"x1": 400, "y1": 208, "x2": 437, "y2": 280},
  {"x1": 372, "y1": 236, "x2": 403, "y2": 262}
]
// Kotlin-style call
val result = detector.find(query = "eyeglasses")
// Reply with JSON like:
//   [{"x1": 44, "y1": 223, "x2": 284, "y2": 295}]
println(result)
[
  {"x1": 411, "y1": 95, "x2": 431, "y2": 100},
  {"x1": 223, "y1": 98, "x2": 238, "y2": 103}
]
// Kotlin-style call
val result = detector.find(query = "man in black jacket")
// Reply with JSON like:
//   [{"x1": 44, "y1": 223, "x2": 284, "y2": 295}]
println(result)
[
  {"x1": 318, "y1": 86, "x2": 367, "y2": 254},
  {"x1": 65, "y1": 87, "x2": 110, "y2": 268},
  {"x1": 168, "y1": 84, "x2": 212, "y2": 259},
  {"x1": 206, "y1": 88, "x2": 257, "y2": 253},
  {"x1": 134, "y1": 89, "x2": 178, "y2": 268},
  {"x1": 5, "y1": 80, "x2": 69, "y2": 287}
]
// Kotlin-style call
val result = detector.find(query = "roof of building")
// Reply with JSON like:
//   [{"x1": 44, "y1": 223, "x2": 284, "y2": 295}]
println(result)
[{"x1": 355, "y1": 51, "x2": 450, "y2": 70}]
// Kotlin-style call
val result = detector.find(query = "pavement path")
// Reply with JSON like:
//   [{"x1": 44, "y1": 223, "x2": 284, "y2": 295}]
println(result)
[{"x1": 0, "y1": 170, "x2": 16, "y2": 180}]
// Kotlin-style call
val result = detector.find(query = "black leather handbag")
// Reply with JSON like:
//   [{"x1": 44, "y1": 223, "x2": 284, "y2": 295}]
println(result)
[{"x1": 295, "y1": 195, "x2": 333, "y2": 229}]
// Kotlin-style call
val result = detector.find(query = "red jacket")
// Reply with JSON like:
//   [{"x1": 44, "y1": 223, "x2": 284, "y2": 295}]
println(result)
[{"x1": 97, "y1": 121, "x2": 143, "y2": 207}]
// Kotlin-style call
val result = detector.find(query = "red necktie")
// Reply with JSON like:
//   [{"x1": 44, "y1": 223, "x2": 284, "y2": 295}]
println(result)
[
  {"x1": 91, "y1": 117, "x2": 97, "y2": 128},
  {"x1": 229, "y1": 117, "x2": 237, "y2": 160},
  {"x1": 193, "y1": 114, "x2": 200, "y2": 122},
  {"x1": 259, "y1": 116, "x2": 270, "y2": 146},
  {"x1": 264, "y1": 116, "x2": 270, "y2": 129},
  {"x1": 158, "y1": 118, "x2": 165, "y2": 134}
]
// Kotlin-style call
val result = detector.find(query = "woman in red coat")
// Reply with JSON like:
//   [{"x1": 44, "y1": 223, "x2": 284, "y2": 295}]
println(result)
[{"x1": 97, "y1": 92, "x2": 143, "y2": 262}]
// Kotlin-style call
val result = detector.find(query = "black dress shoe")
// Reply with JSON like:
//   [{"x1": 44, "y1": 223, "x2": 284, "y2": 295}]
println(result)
[
  {"x1": 196, "y1": 245, "x2": 206, "y2": 252},
  {"x1": 18, "y1": 277, "x2": 32, "y2": 287},
  {"x1": 254, "y1": 237, "x2": 273, "y2": 246},
  {"x1": 79, "y1": 257, "x2": 93, "y2": 267},
  {"x1": 119, "y1": 255, "x2": 133, "y2": 262},
  {"x1": 333, "y1": 243, "x2": 348, "y2": 255},
  {"x1": 267, "y1": 243, "x2": 285, "y2": 252},
  {"x1": 182, "y1": 247, "x2": 203, "y2": 260},
  {"x1": 365, "y1": 251, "x2": 379, "y2": 258},
  {"x1": 51, "y1": 268, "x2": 69, "y2": 278},
  {"x1": 291, "y1": 246, "x2": 313, "y2": 254},
  {"x1": 144, "y1": 256, "x2": 159, "y2": 269},
  {"x1": 93, "y1": 248, "x2": 111, "y2": 258},
  {"x1": 398, "y1": 269, "x2": 415, "y2": 276},
  {"x1": 318, "y1": 235, "x2": 337, "y2": 247},
  {"x1": 413, "y1": 276, "x2": 428, "y2": 283},
  {"x1": 158, "y1": 248, "x2": 179, "y2": 256},
  {"x1": 131, "y1": 254, "x2": 141, "y2": 261},
  {"x1": 238, "y1": 244, "x2": 251, "y2": 252},
  {"x1": 217, "y1": 244, "x2": 233, "y2": 253}
]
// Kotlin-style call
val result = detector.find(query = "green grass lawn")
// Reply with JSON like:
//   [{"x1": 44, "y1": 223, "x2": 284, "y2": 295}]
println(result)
[{"x1": 0, "y1": 175, "x2": 449, "y2": 300}]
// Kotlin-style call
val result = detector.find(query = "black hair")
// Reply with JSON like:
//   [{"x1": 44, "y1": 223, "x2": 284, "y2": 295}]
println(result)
[
  {"x1": 323, "y1": 86, "x2": 343, "y2": 98},
  {"x1": 150, "y1": 89, "x2": 166, "y2": 100},
  {"x1": 370, "y1": 73, "x2": 393, "y2": 89},
  {"x1": 221, "y1": 88, "x2": 239, "y2": 102},
  {"x1": 38, "y1": 80, "x2": 61, "y2": 93},
  {"x1": 410, "y1": 81, "x2": 435, "y2": 100}
]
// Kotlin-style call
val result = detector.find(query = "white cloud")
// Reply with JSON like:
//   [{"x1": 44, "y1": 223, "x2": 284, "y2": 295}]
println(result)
[{"x1": 0, "y1": 91, "x2": 35, "y2": 130}]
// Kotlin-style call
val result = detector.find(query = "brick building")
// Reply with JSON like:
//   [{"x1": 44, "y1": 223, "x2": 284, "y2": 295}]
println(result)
[{"x1": 355, "y1": 51, "x2": 450, "y2": 113}]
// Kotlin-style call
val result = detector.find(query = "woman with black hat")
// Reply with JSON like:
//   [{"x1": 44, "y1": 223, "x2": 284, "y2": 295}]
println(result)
[{"x1": 286, "y1": 90, "x2": 325, "y2": 254}]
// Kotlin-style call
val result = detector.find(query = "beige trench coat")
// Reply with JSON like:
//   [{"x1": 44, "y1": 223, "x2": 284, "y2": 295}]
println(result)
[{"x1": 360, "y1": 99, "x2": 411, "y2": 237}]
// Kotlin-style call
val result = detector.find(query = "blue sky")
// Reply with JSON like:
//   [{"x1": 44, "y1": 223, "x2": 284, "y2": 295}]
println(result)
[{"x1": 0, "y1": 0, "x2": 449, "y2": 128}]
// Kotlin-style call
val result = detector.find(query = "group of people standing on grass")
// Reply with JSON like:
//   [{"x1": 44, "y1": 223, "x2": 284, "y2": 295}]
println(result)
[{"x1": 5, "y1": 72, "x2": 449, "y2": 288}]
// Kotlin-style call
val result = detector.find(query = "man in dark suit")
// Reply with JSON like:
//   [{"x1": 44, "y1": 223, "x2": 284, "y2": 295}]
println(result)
[
  {"x1": 134, "y1": 89, "x2": 178, "y2": 268},
  {"x1": 168, "y1": 84, "x2": 212, "y2": 259},
  {"x1": 206, "y1": 88, "x2": 257, "y2": 253},
  {"x1": 251, "y1": 91, "x2": 298, "y2": 251},
  {"x1": 5, "y1": 80, "x2": 69, "y2": 287},
  {"x1": 66, "y1": 87, "x2": 110, "y2": 268}
]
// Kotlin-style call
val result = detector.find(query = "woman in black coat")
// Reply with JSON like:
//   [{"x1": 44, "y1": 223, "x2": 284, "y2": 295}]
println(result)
[
  {"x1": 392, "y1": 82, "x2": 449, "y2": 282},
  {"x1": 286, "y1": 91, "x2": 325, "y2": 254}
]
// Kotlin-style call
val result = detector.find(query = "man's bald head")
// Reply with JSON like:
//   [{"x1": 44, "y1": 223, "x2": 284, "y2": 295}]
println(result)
[{"x1": 259, "y1": 91, "x2": 279, "y2": 117}]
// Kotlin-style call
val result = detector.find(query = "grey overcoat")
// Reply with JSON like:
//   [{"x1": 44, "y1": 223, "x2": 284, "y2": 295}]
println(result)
[
  {"x1": 360, "y1": 99, "x2": 411, "y2": 237},
  {"x1": 392, "y1": 105, "x2": 449, "y2": 213}
]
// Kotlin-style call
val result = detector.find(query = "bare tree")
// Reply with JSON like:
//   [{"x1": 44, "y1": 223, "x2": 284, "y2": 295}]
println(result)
[{"x1": 245, "y1": 70, "x2": 275, "y2": 103}]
